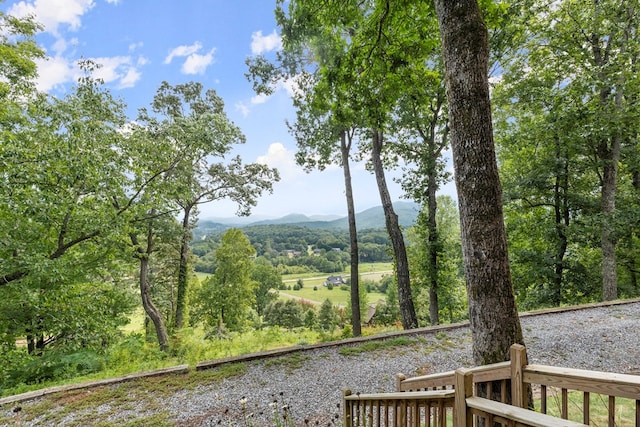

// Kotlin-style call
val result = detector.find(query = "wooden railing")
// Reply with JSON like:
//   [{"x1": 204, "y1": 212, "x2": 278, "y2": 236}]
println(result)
[
  {"x1": 343, "y1": 389, "x2": 455, "y2": 427},
  {"x1": 343, "y1": 344, "x2": 640, "y2": 427}
]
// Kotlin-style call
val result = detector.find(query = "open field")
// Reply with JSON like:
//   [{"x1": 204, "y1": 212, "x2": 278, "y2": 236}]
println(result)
[
  {"x1": 280, "y1": 285, "x2": 387, "y2": 307},
  {"x1": 196, "y1": 262, "x2": 393, "y2": 306}
]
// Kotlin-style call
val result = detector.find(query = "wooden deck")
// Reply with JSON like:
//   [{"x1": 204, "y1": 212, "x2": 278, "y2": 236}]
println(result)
[{"x1": 343, "y1": 344, "x2": 640, "y2": 427}]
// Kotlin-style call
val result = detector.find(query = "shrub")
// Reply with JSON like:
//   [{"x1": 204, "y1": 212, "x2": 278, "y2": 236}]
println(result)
[{"x1": 263, "y1": 300, "x2": 304, "y2": 329}]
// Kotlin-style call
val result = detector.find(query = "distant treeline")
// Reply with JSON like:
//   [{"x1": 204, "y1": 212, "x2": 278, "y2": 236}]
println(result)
[{"x1": 191, "y1": 224, "x2": 392, "y2": 274}]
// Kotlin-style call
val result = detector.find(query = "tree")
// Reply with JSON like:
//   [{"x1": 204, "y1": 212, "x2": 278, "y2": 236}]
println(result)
[
  {"x1": 263, "y1": 299, "x2": 304, "y2": 329},
  {"x1": 0, "y1": 11, "x2": 43, "y2": 131},
  {"x1": 408, "y1": 196, "x2": 466, "y2": 324},
  {"x1": 434, "y1": 0, "x2": 524, "y2": 365},
  {"x1": 135, "y1": 81, "x2": 279, "y2": 329},
  {"x1": 494, "y1": 0, "x2": 640, "y2": 302},
  {"x1": 0, "y1": 61, "x2": 148, "y2": 356},
  {"x1": 128, "y1": 213, "x2": 175, "y2": 352},
  {"x1": 317, "y1": 298, "x2": 339, "y2": 332},
  {"x1": 249, "y1": 0, "x2": 425, "y2": 330},
  {"x1": 251, "y1": 257, "x2": 281, "y2": 316},
  {"x1": 192, "y1": 229, "x2": 256, "y2": 334}
]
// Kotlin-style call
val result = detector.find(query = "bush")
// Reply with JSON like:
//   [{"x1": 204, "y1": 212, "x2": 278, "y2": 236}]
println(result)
[
  {"x1": 4, "y1": 349, "x2": 104, "y2": 389},
  {"x1": 263, "y1": 300, "x2": 304, "y2": 329}
]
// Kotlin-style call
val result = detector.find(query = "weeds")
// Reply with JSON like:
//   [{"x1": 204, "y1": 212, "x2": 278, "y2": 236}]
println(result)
[
  {"x1": 215, "y1": 392, "x2": 343, "y2": 426},
  {"x1": 338, "y1": 336, "x2": 414, "y2": 356}
]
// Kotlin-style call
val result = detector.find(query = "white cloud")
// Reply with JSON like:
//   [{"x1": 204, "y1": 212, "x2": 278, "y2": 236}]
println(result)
[
  {"x1": 128, "y1": 42, "x2": 144, "y2": 52},
  {"x1": 164, "y1": 42, "x2": 202, "y2": 64},
  {"x1": 250, "y1": 93, "x2": 269, "y2": 105},
  {"x1": 280, "y1": 74, "x2": 304, "y2": 98},
  {"x1": 34, "y1": 54, "x2": 146, "y2": 91},
  {"x1": 8, "y1": 0, "x2": 95, "y2": 34},
  {"x1": 251, "y1": 30, "x2": 282, "y2": 55},
  {"x1": 118, "y1": 67, "x2": 141, "y2": 89},
  {"x1": 235, "y1": 102, "x2": 250, "y2": 118},
  {"x1": 91, "y1": 56, "x2": 145, "y2": 88},
  {"x1": 34, "y1": 56, "x2": 77, "y2": 92},
  {"x1": 164, "y1": 42, "x2": 215, "y2": 75},
  {"x1": 181, "y1": 49, "x2": 215, "y2": 75},
  {"x1": 256, "y1": 143, "x2": 302, "y2": 181}
]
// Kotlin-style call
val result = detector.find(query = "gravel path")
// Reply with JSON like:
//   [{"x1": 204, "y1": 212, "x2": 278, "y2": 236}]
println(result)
[{"x1": 5, "y1": 301, "x2": 640, "y2": 426}]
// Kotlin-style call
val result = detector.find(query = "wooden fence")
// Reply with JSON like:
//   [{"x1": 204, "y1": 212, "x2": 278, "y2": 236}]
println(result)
[{"x1": 343, "y1": 344, "x2": 640, "y2": 427}]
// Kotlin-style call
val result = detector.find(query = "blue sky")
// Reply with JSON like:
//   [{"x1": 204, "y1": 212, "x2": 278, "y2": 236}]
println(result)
[{"x1": 5, "y1": 0, "x2": 455, "y2": 220}]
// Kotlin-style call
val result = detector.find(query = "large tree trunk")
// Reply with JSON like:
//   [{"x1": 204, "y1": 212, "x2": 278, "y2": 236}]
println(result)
[
  {"x1": 598, "y1": 88, "x2": 622, "y2": 301},
  {"x1": 601, "y1": 138, "x2": 620, "y2": 301},
  {"x1": 371, "y1": 129, "x2": 418, "y2": 329},
  {"x1": 434, "y1": 0, "x2": 523, "y2": 365},
  {"x1": 175, "y1": 204, "x2": 193, "y2": 329},
  {"x1": 341, "y1": 130, "x2": 361, "y2": 337}
]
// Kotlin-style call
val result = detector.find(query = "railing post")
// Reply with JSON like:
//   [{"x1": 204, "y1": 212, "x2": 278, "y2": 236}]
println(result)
[
  {"x1": 397, "y1": 373, "x2": 406, "y2": 391},
  {"x1": 510, "y1": 343, "x2": 528, "y2": 408},
  {"x1": 454, "y1": 368, "x2": 473, "y2": 427},
  {"x1": 343, "y1": 389, "x2": 352, "y2": 427}
]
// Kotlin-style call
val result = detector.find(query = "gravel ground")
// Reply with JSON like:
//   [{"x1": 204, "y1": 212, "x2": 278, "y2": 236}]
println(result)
[{"x1": 4, "y1": 301, "x2": 640, "y2": 426}]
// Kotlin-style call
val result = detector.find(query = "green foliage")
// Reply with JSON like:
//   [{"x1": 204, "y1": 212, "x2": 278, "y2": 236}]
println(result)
[
  {"x1": 250, "y1": 257, "x2": 281, "y2": 316},
  {"x1": 493, "y1": 0, "x2": 640, "y2": 304},
  {"x1": 192, "y1": 225, "x2": 393, "y2": 274},
  {"x1": 263, "y1": 300, "x2": 305, "y2": 329},
  {"x1": 191, "y1": 229, "x2": 257, "y2": 334},
  {"x1": 338, "y1": 337, "x2": 414, "y2": 356},
  {"x1": 407, "y1": 196, "x2": 467, "y2": 324},
  {"x1": 317, "y1": 299, "x2": 339, "y2": 332},
  {"x1": 8, "y1": 350, "x2": 104, "y2": 388}
]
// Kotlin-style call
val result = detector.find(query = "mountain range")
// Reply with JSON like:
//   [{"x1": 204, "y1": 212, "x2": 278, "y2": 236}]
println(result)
[{"x1": 196, "y1": 201, "x2": 420, "y2": 235}]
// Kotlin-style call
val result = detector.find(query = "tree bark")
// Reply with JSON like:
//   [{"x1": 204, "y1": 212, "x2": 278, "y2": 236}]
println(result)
[
  {"x1": 131, "y1": 224, "x2": 170, "y2": 352},
  {"x1": 427, "y1": 172, "x2": 440, "y2": 325},
  {"x1": 552, "y1": 134, "x2": 569, "y2": 306},
  {"x1": 434, "y1": 0, "x2": 523, "y2": 364},
  {"x1": 175, "y1": 204, "x2": 193, "y2": 329},
  {"x1": 371, "y1": 129, "x2": 418, "y2": 329},
  {"x1": 341, "y1": 129, "x2": 362, "y2": 337}
]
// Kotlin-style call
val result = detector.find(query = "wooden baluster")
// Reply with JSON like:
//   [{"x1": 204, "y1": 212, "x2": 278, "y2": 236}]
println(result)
[
  {"x1": 583, "y1": 391, "x2": 590, "y2": 425},
  {"x1": 608, "y1": 395, "x2": 615, "y2": 427}
]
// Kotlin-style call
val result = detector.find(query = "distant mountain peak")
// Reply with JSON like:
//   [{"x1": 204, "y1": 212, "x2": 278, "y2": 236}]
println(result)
[{"x1": 195, "y1": 201, "x2": 420, "y2": 237}]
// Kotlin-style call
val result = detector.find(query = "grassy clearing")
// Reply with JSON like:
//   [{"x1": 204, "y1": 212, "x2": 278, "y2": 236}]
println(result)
[{"x1": 281, "y1": 284, "x2": 387, "y2": 306}]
